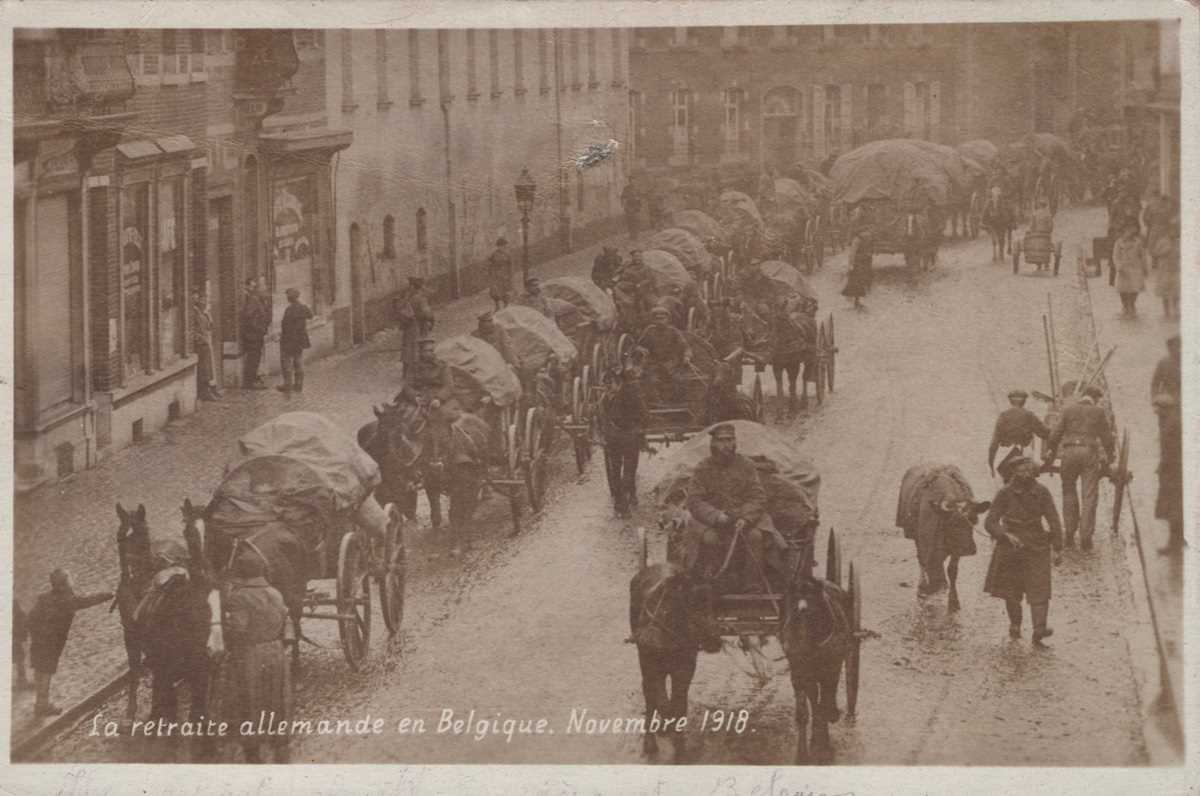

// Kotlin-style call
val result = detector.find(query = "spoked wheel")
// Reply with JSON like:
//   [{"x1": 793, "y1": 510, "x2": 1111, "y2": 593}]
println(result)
[
  {"x1": 815, "y1": 326, "x2": 827, "y2": 406},
  {"x1": 845, "y1": 560, "x2": 862, "y2": 718},
  {"x1": 826, "y1": 528, "x2": 843, "y2": 588},
  {"x1": 1111, "y1": 428, "x2": 1130, "y2": 534},
  {"x1": 507, "y1": 422, "x2": 520, "y2": 476},
  {"x1": 751, "y1": 373, "x2": 764, "y2": 421},
  {"x1": 592, "y1": 342, "x2": 604, "y2": 382},
  {"x1": 525, "y1": 408, "x2": 548, "y2": 513},
  {"x1": 337, "y1": 531, "x2": 372, "y2": 671},
  {"x1": 617, "y1": 333, "x2": 633, "y2": 366},
  {"x1": 825, "y1": 314, "x2": 837, "y2": 393},
  {"x1": 378, "y1": 503, "x2": 406, "y2": 637}
]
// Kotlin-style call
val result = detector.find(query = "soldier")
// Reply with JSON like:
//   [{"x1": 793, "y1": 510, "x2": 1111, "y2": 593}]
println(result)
[
  {"x1": 471, "y1": 311, "x2": 518, "y2": 371},
  {"x1": 591, "y1": 245, "x2": 621, "y2": 291},
  {"x1": 28, "y1": 569, "x2": 113, "y2": 715},
  {"x1": 1154, "y1": 393, "x2": 1184, "y2": 554},
  {"x1": 191, "y1": 290, "x2": 222, "y2": 401},
  {"x1": 239, "y1": 277, "x2": 270, "y2": 389},
  {"x1": 396, "y1": 276, "x2": 434, "y2": 374},
  {"x1": 276, "y1": 287, "x2": 313, "y2": 394},
  {"x1": 487, "y1": 237, "x2": 513, "y2": 312},
  {"x1": 1043, "y1": 385, "x2": 1116, "y2": 550},
  {"x1": 515, "y1": 277, "x2": 554, "y2": 319},
  {"x1": 408, "y1": 334, "x2": 448, "y2": 401},
  {"x1": 600, "y1": 360, "x2": 650, "y2": 518},
  {"x1": 637, "y1": 304, "x2": 693, "y2": 404},
  {"x1": 988, "y1": 389, "x2": 1051, "y2": 482},
  {"x1": 685, "y1": 423, "x2": 770, "y2": 592},
  {"x1": 984, "y1": 456, "x2": 1064, "y2": 645}
]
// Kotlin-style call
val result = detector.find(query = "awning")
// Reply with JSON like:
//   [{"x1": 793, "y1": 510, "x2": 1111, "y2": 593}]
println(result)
[
  {"x1": 257, "y1": 127, "x2": 353, "y2": 155},
  {"x1": 116, "y1": 134, "x2": 200, "y2": 162}
]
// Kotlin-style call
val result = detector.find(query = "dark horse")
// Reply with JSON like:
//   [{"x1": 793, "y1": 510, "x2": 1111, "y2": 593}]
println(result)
[
  {"x1": 118, "y1": 501, "x2": 217, "y2": 757},
  {"x1": 114, "y1": 503, "x2": 152, "y2": 720},
  {"x1": 629, "y1": 557, "x2": 722, "y2": 762},
  {"x1": 982, "y1": 190, "x2": 1015, "y2": 261}
]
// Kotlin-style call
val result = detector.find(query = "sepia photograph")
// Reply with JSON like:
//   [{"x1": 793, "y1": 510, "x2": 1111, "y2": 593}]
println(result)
[{"x1": 3, "y1": 0, "x2": 1194, "y2": 790}]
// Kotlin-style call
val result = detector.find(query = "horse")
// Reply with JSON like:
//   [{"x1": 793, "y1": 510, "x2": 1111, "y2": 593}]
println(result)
[
  {"x1": 897, "y1": 464, "x2": 990, "y2": 612},
  {"x1": 982, "y1": 191, "x2": 1014, "y2": 261},
  {"x1": 358, "y1": 399, "x2": 430, "y2": 525},
  {"x1": 767, "y1": 300, "x2": 819, "y2": 418},
  {"x1": 114, "y1": 502, "x2": 152, "y2": 720},
  {"x1": 779, "y1": 574, "x2": 853, "y2": 764},
  {"x1": 629, "y1": 558, "x2": 723, "y2": 762}
]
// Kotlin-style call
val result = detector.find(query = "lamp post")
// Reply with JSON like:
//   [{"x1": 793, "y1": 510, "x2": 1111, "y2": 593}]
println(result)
[{"x1": 514, "y1": 167, "x2": 536, "y2": 285}]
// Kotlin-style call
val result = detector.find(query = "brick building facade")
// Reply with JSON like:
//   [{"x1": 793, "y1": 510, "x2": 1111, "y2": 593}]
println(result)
[{"x1": 325, "y1": 28, "x2": 630, "y2": 339}]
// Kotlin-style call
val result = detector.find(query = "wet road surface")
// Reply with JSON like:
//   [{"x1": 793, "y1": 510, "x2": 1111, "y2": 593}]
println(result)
[{"x1": 36, "y1": 208, "x2": 1148, "y2": 766}]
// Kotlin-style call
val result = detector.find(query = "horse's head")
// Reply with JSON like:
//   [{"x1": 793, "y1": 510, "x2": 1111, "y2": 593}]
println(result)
[
  {"x1": 180, "y1": 498, "x2": 209, "y2": 570},
  {"x1": 115, "y1": 502, "x2": 151, "y2": 580}
]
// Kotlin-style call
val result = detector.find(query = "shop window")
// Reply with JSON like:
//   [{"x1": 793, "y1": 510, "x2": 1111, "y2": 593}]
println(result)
[
  {"x1": 121, "y1": 182, "x2": 150, "y2": 380},
  {"x1": 158, "y1": 176, "x2": 186, "y2": 366},
  {"x1": 383, "y1": 214, "x2": 396, "y2": 259},
  {"x1": 270, "y1": 175, "x2": 318, "y2": 315}
]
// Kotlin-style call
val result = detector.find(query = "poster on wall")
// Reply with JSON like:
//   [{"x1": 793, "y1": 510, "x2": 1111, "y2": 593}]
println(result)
[{"x1": 271, "y1": 175, "x2": 316, "y2": 315}]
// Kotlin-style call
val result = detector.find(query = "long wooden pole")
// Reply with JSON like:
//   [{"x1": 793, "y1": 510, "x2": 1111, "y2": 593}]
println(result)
[
  {"x1": 1042, "y1": 314, "x2": 1057, "y2": 398},
  {"x1": 1046, "y1": 294, "x2": 1061, "y2": 398}
]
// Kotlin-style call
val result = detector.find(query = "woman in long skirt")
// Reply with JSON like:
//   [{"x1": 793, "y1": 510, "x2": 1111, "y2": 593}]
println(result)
[{"x1": 842, "y1": 234, "x2": 873, "y2": 310}]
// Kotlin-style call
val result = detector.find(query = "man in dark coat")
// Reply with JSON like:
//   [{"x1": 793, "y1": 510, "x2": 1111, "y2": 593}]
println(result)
[
  {"x1": 685, "y1": 423, "x2": 770, "y2": 592},
  {"x1": 396, "y1": 276, "x2": 435, "y2": 374},
  {"x1": 591, "y1": 245, "x2": 622, "y2": 291},
  {"x1": 28, "y1": 569, "x2": 113, "y2": 715},
  {"x1": 223, "y1": 554, "x2": 292, "y2": 763},
  {"x1": 409, "y1": 335, "x2": 448, "y2": 401},
  {"x1": 988, "y1": 389, "x2": 1051, "y2": 481},
  {"x1": 276, "y1": 287, "x2": 313, "y2": 393},
  {"x1": 1043, "y1": 386, "x2": 1115, "y2": 550},
  {"x1": 1151, "y1": 334, "x2": 1181, "y2": 432},
  {"x1": 191, "y1": 290, "x2": 222, "y2": 401},
  {"x1": 1154, "y1": 393, "x2": 1184, "y2": 554},
  {"x1": 612, "y1": 250, "x2": 653, "y2": 331},
  {"x1": 515, "y1": 277, "x2": 554, "y2": 319},
  {"x1": 637, "y1": 304, "x2": 693, "y2": 404},
  {"x1": 487, "y1": 237, "x2": 513, "y2": 311},
  {"x1": 471, "y1": 311, "x2": 518, "y2": 371},
  {"x1": 600, "y1": 361, "x2": 650, "y2": 518},
  {"x1": 983, "y1": 457, "x2": 1063, "y2": 645},
  {"x1": 239, "y1": 278, "x2": 270, "y2": 389}
]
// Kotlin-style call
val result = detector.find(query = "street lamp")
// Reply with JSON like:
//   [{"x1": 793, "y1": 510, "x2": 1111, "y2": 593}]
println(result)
[{"x1": 514, "y1": 167, "x2": 537, "y2": 285}]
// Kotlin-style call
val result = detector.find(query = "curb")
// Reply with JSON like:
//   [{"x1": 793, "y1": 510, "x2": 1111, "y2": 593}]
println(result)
[{"x1": 11, "y1": 669, "x2": 130, "y2": 761}]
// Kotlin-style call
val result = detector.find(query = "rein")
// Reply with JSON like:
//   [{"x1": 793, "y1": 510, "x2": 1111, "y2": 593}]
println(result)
[{"x1": 635, "y1": 576, "x2": 694, "y2": 650}]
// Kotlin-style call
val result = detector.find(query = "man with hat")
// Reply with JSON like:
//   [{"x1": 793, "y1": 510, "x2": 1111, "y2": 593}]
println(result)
[
  {"x1": 408, "y1": 334, "x2": 448, "y2": 400},
  {"x1": 983, "y1": 456, "x2": 1064, "y2": 645},
  {"x1": 487, "y1": 237, "x2": 513, "y2": 312},
  {"x1": 396, "y1": 276, "x2": 435, "y2": 375},
  {"x1": 637, "y1": 303, "x2": 693, "y2": 404},
  {"x1": 515, "y1": 276, "x2": 554, "y2": 319},
  {"x1": 592, "y1": 244, "x2": 622, "y2": 292},
  {"x1": 988, "y1": 389, "x2": 1051, "y2": 482},
  {"x1": 685, "y1": 423, "x2": 770, "y2": 592},
  {"x1": 471, "y1": 311, "x2": 518, "y2": 370},
  {"x1": 1043, "y1": 385, "x2": 1116, "y2": 550},
  {"x1": 599, "y1": 356, "x2": 650, "y2": 517},
  {"x1": 1153, "y1": 391, "x2": 1184, "y2": 554},
  {"x1": 276, "y1": 287, "x2": 313, "y2": 393},
  {"x1": 223, "y1": 553, "x2": 292, "y2": 763}
]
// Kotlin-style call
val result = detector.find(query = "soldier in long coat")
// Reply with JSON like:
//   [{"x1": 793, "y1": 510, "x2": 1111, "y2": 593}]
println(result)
[
  {"x1": 487, "y1": 237, "x2": 513, "y2": 311},
  {"x1": 239, "y1": 278, "x2": 271, "y2": 389},
  {"x1": 685, "y1": 424, "x2": 771, "y2": 592},
  {"x1": 191, "y1": 290, "x2": 222, "y2": 401},
  {"x1": 28, "y1": 569, "x2": 113, "y2": 715},
  {"x1": 988, "y1": 389, "x2": 1051, "y2": 481},
  {"x1": 1154, "y1": 394, "x2": 1184, "y2": 554},
  {"x1": 983, "y1": 457, "x2": 1063, "y2": 645},
  {"x1": 599, "y1": 361, "x2": 650, "y2": 517},
  {"x1": 276, "y1": 288, "x2": 313, "y2": 393},
  {"x1": 223, "y1": 554, "x2": 292, "y2": 763}
]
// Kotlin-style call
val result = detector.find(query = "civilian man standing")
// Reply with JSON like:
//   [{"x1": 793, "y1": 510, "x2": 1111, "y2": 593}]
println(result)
[
  {"x1": 276, "y1": 288, "x2": 312, "y2": 394},
  {"x1": 191, "y1": 290, "x2": 222, "y2": 401},
  {"x1": 239, "y1": 278, "x2": 270, "y2": 389}
]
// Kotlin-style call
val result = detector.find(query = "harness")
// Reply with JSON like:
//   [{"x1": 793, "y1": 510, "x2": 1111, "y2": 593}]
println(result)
[{"x1": 634, "y1": 574, "x2": 696, "y2": 650}]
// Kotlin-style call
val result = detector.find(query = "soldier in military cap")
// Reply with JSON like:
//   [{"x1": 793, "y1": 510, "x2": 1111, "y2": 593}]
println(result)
[
  {"x1": 408, "y1": 333, "x2": 448, "y2": 400},
  {"x1": 515, "y1": 276, "x2": 554, "y2": 319},
  {"x1": 983, "y1": 456, "x2": 1063, "y2": 645},
  {"x1": 1043, "y1": 385, "x2": 1116, "y2": 550},
  {"x1": 637, "y1": 304, "x2": 693, "y2": 404},
  {"x1": 599, "y1": 357, "x2": 650, "y2": 517},
  {"x1": 685, "y1": 423, "x2": 770, "y2": 592},
  {"x1": 988, "y1": 389, "x2": 1051, "y2": 482}
]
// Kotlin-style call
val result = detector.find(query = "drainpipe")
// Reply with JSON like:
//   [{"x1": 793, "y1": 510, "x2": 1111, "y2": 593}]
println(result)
[
  {"x1": 441, "y1": 99, "x2": 459, "y2": 298},
  {"x1": 554, "y1": 30, "x2": 568, "y2": 254}
]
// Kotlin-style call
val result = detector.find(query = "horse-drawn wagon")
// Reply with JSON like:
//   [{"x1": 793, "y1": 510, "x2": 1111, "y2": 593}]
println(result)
[
  {"x1": 631, "y1": 420, "x2": 867, "y2": 763},
  {"x1": 203, "y1": 411, "x2": 406, "y2": 672},
  {"x1": 1012, "y1": 229, "x2": 1063, "y2": 275}
]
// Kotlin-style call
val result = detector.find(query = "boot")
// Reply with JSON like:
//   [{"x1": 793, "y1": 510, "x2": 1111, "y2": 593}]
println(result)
[
  {"x1": 34, "y1": 672, "x2": 61, "y2": 716},
  {"x1": 1031, "y1": 603, "x2": 1053, "y2": 645},
  {"x1": 1005, "y1": 599, "x2": 1022, "y2": 638},
  {"x1": 294, "y1": 372, "x2": 304, "y2": 393}
]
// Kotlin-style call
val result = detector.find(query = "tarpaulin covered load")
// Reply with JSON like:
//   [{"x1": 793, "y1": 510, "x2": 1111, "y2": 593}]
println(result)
[
  {"x1": 831, "y1": 138, "x2": 972, "y2": 207},
  {"x1": 670, "y1": 209, "x2": 728, "y2": 247},
  {"x1": 494, "y1": 305, "x2": 578, "y2": 378},
  {"x1": 773, "y1": 177, "x2": 817, "y2": 208},
  {"x1": 788, "y1": 163, "x2": 832, "y2": 192},
  {"x1": 718, "y1": 190, "x2": 765, "y2": 230},
  {"x1": 1024, "y1": 132, "x2": 1075, "y2": 163},
  {"x1": 652, "y1": 419, "x2": 820, "y2": 529},
  {"x1": 435, "y1": 334, "x2": 522, "y2": 409},
  {"x1": 895, "y1": 462, "x2": 977, "y2": 537},
  {"x1": 540, "y1": 276, "x2": 616, "y2": 329},
  {"x1": 750, "y1": 260, "x2": 817, "y2": 302},
  {"x1": 957, "y1": 139, "x2": 999, "y2": 167},
  {"x1": 645, "y1": 227, "x2": 715, "y2": 275},
  {"x1": 642, "y1": 249, "x2": 696, "y2": 295}
]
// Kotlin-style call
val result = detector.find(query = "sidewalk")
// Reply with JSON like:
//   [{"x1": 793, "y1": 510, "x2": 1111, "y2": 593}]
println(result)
[
  {"x1": 1081, "y1": 213, "x2": 1184, "y2": 753},
  {"x1": 9, "y1": 224, "x2": 642, "y2": 748}
]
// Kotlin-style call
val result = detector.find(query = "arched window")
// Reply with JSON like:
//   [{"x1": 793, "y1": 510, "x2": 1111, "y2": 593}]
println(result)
[
  {"x1": 416, "y1": 207, "x2": 427, "y2": 252},
  {"x1": 382, "y1": 214, "x2": 396, "y2": 259}
]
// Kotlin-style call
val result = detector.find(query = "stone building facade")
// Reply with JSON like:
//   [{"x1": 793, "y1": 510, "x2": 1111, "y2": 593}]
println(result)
[{"x1": 325, "y1": 28, "x2": 630, "y2": 340}]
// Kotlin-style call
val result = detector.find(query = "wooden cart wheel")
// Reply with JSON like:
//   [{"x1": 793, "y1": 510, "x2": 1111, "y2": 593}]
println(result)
[
  {"x1": 617, "y1": 333, "x2": 632, "y2": 365},
  {"x1": 524, "y1": 407, "x2": 540, "y2": 461},
  {"x1": 1111, "y1": 428, "x2": 1130, "y2": 534},
  {"x1": 751, "y1": 373, "x2": 764, "y2": 421},
  {"x1": 507, "y1": 422, "x2": 520, "y2": 475},
  {"x1": 592, "y1": 342, "x2": 603, "y2": 381},
  {"x1": 826, "y1": 314, "x2": 837, "y2": 393},
  {"x1": 337, "y1": 531, "x2": 372, "y2": 670},
  {"x1": 816, "y1": 224, "x2": 825, "y2": 269},
  {"x1": 379, "y1": 503, "x2": 406, "y2": 636},
  {"x1": 845, "y1": 561, "x2": 862, "y2": 718},
  {"x1": 815, "y1": 325, "x2": 827, "y2": 406},
  {"x1": 826, "y1": 528, "x2": 843, "y2": 588},
  {"x1": 525, "y1": 413, "x2": 548, "y2": 513},
  {"x1": 572, "y1": 375, "x2": 583, "y2": 423},
  {"x1": 713, "y1": 272, "x2": 722, "y2": 301}
]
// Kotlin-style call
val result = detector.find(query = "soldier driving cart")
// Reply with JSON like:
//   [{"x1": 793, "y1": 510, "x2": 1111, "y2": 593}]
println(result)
[{"x1": 637, "y1": 304, "x2": 694, "y2": 404}]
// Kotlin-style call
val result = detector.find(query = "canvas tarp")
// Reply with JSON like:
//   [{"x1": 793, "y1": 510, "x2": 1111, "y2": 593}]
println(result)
[
  {"x1": 957, "y1": 139, "x2": 999, "y2": 167},
  {"x1": 895, "y1": 463, "x2": 976, "y2": 534},
  {"x1": 747, "y1": 260, "x2": 816, "y2": 303},
  {"x1": 494, "y1": 305, "x2": 579, "y2": 377},
  {"x1": 643, "y1": 249, "x2": 696, "y2": 295},
  {"x1": 1024, "y1": 132, "x2": 1075, "y2": 163},
  {"x1": 831, "y1": 138, "x2": 975, "y2": 207},
  {"x1": 718, "y1": 190, "x2": 765, "y2": 231},
  {"x1": 540, "y1": 276, "x2": 617, "y2": 330},
  {"x1": 645, "y1": 227, "x2": 715, "y2": 274},
  {"x1": 787, "y1": 163, "x2": 832, "y2": 192},
  {"x1": 669, "y1": 209, "x2": 728, "y2": 246},
  {"x1": 774, "y1": 177, "x2": 817, "y2": 209},
  {"x1": 653, "y1": 419, "x2": 820, "y2": 531},
  {"x1": 435, "y1": 334, "x2": 523, "y2": 408}
]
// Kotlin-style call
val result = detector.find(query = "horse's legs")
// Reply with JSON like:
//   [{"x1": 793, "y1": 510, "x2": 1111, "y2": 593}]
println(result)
[
  {"x1": 188, "y1": 662, "x2": 216, "y2": 761},
  {"x1": 947, "y1": 555, "x2": 961, "y2": 612},
  {"x1": 122, "y1": 632, "x2": 141, "y2": 721},
  {"x1": 150, "y1": 666, "x2": 177, "y2": 723},
  {"x1": 427, "y1": 486, "x2": 443, "y2": 531},
  {"x1": 637, "y1": 648, "x2": 665, "y2": 757},
  {"x1": 790, "y1": 670, "x2": 811, "y2": 764},
  {"x1": 667, "y1": 653, "x2": 698, "y2": 762},
  {"x1": 772, "y1": 365, "x2": 786, "y2": 421},
  {"x1": 811, "y1": 674, "x2": 836, "y2": 763}
]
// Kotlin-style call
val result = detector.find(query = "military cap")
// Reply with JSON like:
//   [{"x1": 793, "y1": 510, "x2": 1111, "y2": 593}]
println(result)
[
  {"x1": 418, "y1": 333, "x2": 437, "y2": 344},
  {"x1": 477, "y1": 311, "x2": 494, "y2": 322},
  {"x1": 1007, "y1": 389, "x2": 1028, "y2": 400},
  {"x1": 708, "y1": 423, "x2": 737, "y2": 439},
  {"x1": 285, "y1": 287, "x2": 300, "y2": 299},
  {"x1": 1006, "y1": 455, "x2": 1035, "y2": 471}
]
